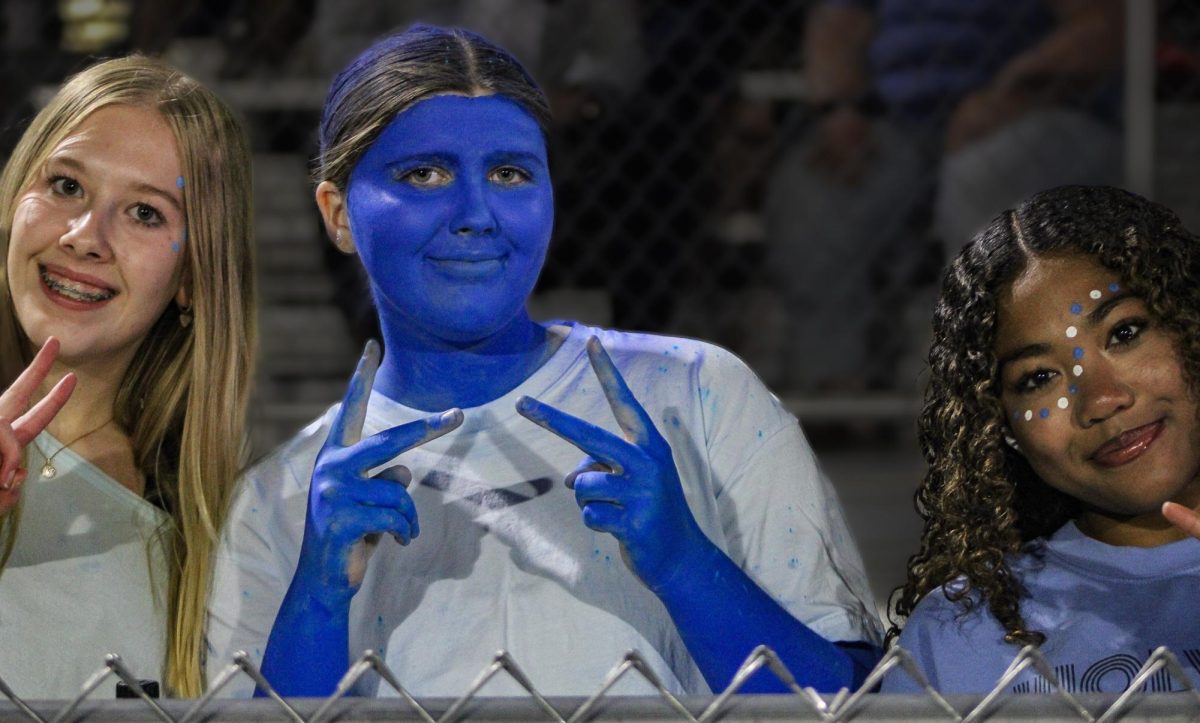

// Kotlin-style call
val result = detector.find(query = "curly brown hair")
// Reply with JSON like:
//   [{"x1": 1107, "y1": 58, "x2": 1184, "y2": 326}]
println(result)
[{"x1": 887, "y1": 184, "x2": 1200, "y2": 647}]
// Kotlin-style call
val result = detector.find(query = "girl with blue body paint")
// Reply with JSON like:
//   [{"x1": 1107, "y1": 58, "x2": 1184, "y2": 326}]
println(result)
[
  {"x1": 206, "y1": 24, "x2": 881, "y2": 698},
  {"x1": 883, "y1": 186, "x2": 1200, "y2": 693}
]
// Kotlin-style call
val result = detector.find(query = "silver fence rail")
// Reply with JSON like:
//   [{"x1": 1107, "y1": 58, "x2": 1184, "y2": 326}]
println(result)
[{"x1": 2, "y1": 645, "x2": 1198, "y2": 722}]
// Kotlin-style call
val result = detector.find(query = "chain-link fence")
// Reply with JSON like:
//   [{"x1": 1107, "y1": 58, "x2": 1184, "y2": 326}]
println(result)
[
  {"x1": 1, "y1": 645, "x2": 1198, "y2": 721},
  {"x1": 3, "y1": 0, "x2": 1196, "y2": 448}
]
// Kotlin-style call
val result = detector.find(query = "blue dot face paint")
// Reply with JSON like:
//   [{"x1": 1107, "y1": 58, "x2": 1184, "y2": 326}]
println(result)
[
  {"x1": 1039, "y1": 408, "x2": 1050, "y2": 419},
  {"x1": 1108, "y1": 282, "x2": 1120, "y2": 293},
  {"x1": 1070, "y1": 303, "x2": 1082, "y2": 315},
  {"x1": 345, "y1": 95, "x2": 553, "y2": 345},
  {"x1": 1073, "y1": 347, "x2": 1085, "y2": 359},
  {"x1": 176, "y1": 176, "x2": 185, "y2": 189}
]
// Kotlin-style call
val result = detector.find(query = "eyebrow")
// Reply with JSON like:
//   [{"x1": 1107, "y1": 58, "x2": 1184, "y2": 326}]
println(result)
[
  {"x1": 996, "y1": 292, "x2": 1135, "y2": 372},
  {"x1": 1087, "y1": 292, "x2": 1133, "y2": 325},
  {"x1": 48, "y1": 155, "x2": 183, "y2": 214}
]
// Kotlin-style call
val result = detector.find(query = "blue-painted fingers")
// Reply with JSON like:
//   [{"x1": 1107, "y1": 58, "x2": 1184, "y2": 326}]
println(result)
[
  {"x1": 585, "y1": 336, "x2": 656, "y2": 446},
  {"x1": 296, "y1": 346, "x2": 464, "y2": 605},
  {"x1": 342, "y1": 408, "x2": 463, "y2": 473},
  {"x1": 516, "y1": 395, "x2": 628, "y2": 475},
  {"x1": 330, "y1": 340, "x2": 382, "y2": 448},
  {"x1": 564, "y1": 455, "x2": 613, "y2": 490}
]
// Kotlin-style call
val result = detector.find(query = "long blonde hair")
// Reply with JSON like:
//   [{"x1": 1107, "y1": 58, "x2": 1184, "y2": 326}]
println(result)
[{"x1": 0, "y1": 55, "x2": 256, "y2": 696}]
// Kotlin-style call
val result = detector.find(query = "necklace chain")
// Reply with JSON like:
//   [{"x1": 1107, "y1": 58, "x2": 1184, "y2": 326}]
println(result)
[{"x1": 35, "y1": 416, "x2": 114, "y2": 479}]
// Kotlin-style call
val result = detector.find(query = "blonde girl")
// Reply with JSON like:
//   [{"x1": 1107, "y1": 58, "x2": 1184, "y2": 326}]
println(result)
[{"x1": 0, "y1": 55, "x2": 255, "y2": 697}]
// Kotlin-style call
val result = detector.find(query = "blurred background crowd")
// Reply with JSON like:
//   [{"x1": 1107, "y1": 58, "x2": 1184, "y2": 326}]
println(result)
[{"x1": 2, "y1": 0, "x2": 1198, "y2": 611}]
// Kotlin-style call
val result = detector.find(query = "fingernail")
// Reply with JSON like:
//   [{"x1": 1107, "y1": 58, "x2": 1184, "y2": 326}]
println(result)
[
  {"x1": 564, "y1": 472, "x2": 577, "y2": 490},
  {"x1": 515, "y1": 396, "x2": 532, "y2": 413},
  {"x1": 1, "y1": 469, "x2": 14, "y2": 491},
  {"x1": 439, "y1": 409, "x2": 462, "y2": 427}
]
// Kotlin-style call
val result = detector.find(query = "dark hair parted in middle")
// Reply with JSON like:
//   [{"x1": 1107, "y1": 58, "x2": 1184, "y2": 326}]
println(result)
[
  {"x1": 889, "y1": 184, "x2": 1200, "y2": 647},
  {"x1": 316, "y1": 23, "x2": 552, "y2": 192}
]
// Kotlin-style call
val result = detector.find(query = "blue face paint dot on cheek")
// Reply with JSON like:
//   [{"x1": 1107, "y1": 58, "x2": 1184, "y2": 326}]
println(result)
[
  {"x1": 1070, "y1": 303, "x2": 1083, "y2": 315},
  {"x1": 170, "y1": 241, "x2": 180, "y2": 254},
  {"x1": 1039, "y1": 408, "x2": 1050, "y2": 419},
  {"x1": 176, "y1": 176, "x2": 184, "y2": 188},
  {"x1": 1069, "y1": 384, "x2": 1079, "y2": 395},
  {"x1": 1108, "y1": 282, "x2": 1120, "y2": 292},
  {"x1": 1073, "y1": 347, "x2": 1085, "y2": 359}
]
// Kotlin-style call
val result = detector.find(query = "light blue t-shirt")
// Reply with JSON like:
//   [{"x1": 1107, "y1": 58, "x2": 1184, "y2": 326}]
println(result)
[{"x1": 884, "y1": 521, "x2": 1200, "y2": 694}]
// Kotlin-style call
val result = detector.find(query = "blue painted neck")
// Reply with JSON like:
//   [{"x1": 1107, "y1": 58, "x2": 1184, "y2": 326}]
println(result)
[{"x1": 373, "y1": 308, "x2": 558, "y2": 411}]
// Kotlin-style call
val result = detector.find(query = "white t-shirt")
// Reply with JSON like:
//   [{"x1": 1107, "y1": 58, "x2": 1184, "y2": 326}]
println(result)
[
  {"x1": 0, "y1": 433, "x2": 169, "y2": 699},
  {"x1": 207, "y1": 324, "x2": 880, "y2": 696}
]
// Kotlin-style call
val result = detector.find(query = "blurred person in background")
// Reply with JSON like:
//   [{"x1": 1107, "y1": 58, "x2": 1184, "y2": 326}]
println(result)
[{"x1": 764, "y1": 0, "x2": 1123, "y2": 394}]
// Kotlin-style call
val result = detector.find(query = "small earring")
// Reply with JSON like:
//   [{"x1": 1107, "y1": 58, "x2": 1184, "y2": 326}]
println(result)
[
  {"x1": 1003, "y1": 431, "x2": 1020, "y2": 452},
  {"x1": 178, "y1": 303, "x2": 193, "y2": 328},
  {"x1": 336, "y1": 229, "x2": 344, "y2": 245}
]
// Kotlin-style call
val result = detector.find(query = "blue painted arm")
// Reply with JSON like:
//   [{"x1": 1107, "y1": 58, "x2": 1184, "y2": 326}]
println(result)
[
  {"x1": 258, "y1": 342, "x2": 463, "y2": 697},
  {"x1": 516, "y1": 336, "x2": 879, "y2": 693}
]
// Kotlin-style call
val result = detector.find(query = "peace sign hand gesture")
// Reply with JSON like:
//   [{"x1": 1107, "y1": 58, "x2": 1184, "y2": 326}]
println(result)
[
  {"x1": 296, "y1": 341, "x2": 462, "y2": 611},
  {"x1": 0, "y1": 338, "x2": 76, "y2": 514},
  {"x1": 516, "y1": 336, "x2": 709, "y2": 592}
]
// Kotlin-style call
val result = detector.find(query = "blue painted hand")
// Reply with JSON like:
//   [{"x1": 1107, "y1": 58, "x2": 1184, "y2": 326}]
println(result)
[
  {"x1": 516, "y1": 336, "x2": 708, "y2": 591},
  {"x1": 296, "y1": 340, "x2": 463, "y2": 611}
]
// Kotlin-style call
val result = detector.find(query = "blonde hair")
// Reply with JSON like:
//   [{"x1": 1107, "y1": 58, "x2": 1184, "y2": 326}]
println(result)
[{"x1": 0, "y1": 55, "x2": 256, "y2": 696}]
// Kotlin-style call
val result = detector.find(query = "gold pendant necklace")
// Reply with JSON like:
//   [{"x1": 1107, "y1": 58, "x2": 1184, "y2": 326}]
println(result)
[{"x1": 37, "y1": 417, "x2": 114, "y2": 479}]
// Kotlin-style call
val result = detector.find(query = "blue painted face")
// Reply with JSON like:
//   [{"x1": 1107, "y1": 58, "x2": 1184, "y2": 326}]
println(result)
[{"x1": 346, "y1": 94, "x2": 554, "y2": 346}]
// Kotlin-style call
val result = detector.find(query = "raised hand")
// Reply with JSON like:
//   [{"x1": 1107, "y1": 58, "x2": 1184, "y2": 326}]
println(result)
[
  {"x1": 516, "y1": 336, "x2": 708, "y2": 591},
  {"x1": 1163, "y1": 501, "x2": 1200, "y2": 541},
  {"x1": 296, "y1": 340, "x2": 463, "y2": 610},
  {"x1": 0, "y1": 337, "x2": 76, "y2": 513}
]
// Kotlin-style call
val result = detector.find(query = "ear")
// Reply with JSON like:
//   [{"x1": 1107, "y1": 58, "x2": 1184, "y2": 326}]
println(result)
[{"x1": 316, "y1": 180, "x2": 356, "y2": 254}]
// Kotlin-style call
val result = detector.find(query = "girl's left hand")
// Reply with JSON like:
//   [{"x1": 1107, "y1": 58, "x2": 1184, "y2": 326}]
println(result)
[
  {"x1": 1163, "y1": 501, "x2": 1200, "y2": 540},
  {"x1": 516, "y1": 336, "x2": 710, "y2": 591}
]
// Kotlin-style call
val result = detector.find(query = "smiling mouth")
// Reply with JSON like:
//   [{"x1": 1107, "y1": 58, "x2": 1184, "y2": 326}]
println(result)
[
  {"x1": 1090, "y1": 420, "x2": 1164, "y2": 468},
  {"x1": 39, "y1": 265, "x2": 117, "y2": 303},
  {"x1": 426, "y1": 256, "x2": 507, "y2": 278}
]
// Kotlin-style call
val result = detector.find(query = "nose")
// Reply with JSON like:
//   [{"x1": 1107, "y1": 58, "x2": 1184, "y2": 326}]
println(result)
[
  {"x1": 59, "y1": 207, "x2": 113, "y2": 261},
  {"x1": 451, "y1": 178, "x2": 497, "y2": 236},
  {"x1": 1074, "y1": 357, "x2": 1134, "y2": 427}
]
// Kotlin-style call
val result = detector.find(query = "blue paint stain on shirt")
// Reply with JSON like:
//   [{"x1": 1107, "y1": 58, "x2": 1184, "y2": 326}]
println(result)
[
  {"x1": 788, "y1": 558, "x2": 799, "y2": 569},
  {"x1": 757, "y1": 430, "x2": 763, "y2": 439}
]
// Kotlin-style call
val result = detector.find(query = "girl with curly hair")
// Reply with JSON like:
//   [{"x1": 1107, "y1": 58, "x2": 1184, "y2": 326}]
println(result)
[{"x1": 883, "y1": 184, "x2": 1200, "y2": 693}]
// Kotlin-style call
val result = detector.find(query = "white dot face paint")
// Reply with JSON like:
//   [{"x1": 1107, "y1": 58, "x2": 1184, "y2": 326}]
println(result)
[
  {"x1": 1057, "y1": 397, "x2": 1069, "y2": 409},
  {"x1": 1066, "y1": 326, "x2": 1078, "y2": 338},
  {"x1": 1024, "y1": 409, "x2": 1033, "y2": 421},
  {"x1": 1073, "y1": 365, "x2": 1084, "y2": 377},
  {"x1": 1089, "y1": 289, "x2": 1102, "y2": 300}
]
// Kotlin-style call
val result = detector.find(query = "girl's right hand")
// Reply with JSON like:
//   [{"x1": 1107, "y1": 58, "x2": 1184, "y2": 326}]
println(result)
[
  {"x1": 293, "y1": 341, "x2": 462, "y2": 612},
  {"x1": 1163, "y1": 501, "x2": 1200, "y2": 541},
  {"x1": 0, "y1": 337, "x2": 76, "y2": 514}
]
